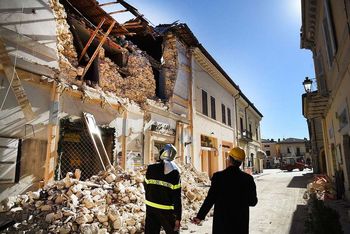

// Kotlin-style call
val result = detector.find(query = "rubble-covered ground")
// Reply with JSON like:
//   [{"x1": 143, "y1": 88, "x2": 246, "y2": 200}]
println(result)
[
  {"x1": 0, "y1": 164, "x2": 211, "y2": 234},
  {"x1": 304, "y1": 174, "x2": 336, "y2": 201}
]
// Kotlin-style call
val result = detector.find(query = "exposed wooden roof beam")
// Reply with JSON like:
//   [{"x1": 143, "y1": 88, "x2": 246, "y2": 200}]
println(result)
[
  {"x1": 78, "y1": 18, "x2": 106, "y2": 63},
  {"x1": 108, "y1": 9, "x2": 128, "y2": 15},
  {"x1": 98, "y1": 1, "x2": 120, "y2": 7},
  {"x1": 81, "y1": 21, "x2": 116, "y2": 81}
]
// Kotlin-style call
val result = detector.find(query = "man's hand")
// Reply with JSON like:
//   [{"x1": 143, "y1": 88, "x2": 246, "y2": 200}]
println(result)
[
  {"x1": 191, "y1": 217, "x2": 202, "y2": 225},
  {"x1": 174, "y1": 220, "x2": 181, "y2": 231}
]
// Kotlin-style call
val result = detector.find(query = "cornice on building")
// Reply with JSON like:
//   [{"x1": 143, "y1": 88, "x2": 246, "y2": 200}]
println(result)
[
  {"x1": 192, "y1": 48, "x2": 238, "y2": 95},
  {"x1": 301, "y1": 0, "x2": 318, "y2": 50}
]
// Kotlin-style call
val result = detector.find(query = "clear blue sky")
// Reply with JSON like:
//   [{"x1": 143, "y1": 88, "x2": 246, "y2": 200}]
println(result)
[{"x1": 102, "y1": 0, "x2": 315, "y2": 140}]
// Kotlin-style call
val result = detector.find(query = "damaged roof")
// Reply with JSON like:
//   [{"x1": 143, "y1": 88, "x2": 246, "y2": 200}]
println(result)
[
  {"x1": 64, "y1": 0, "x2": 262, "y2": 118},
  {"x1": 62, "y1": 0, "x2": 155, "y2": 36},
  {"x1": 156, "y1": 23, "x2": 263, "y2": 118}
]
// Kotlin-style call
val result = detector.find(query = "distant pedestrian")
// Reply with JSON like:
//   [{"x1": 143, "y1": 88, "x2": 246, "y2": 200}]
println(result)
[
  {"x1": 144, "y1": 144, "x2": 181, "y2": 234},
  {"x1": 192, "y1": 147, "x2": 258, "y2": 234}
]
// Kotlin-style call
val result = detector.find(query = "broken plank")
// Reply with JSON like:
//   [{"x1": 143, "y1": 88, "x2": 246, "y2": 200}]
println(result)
[
  {"x1": 108, "y1": 9, "x2": 128, "y2": 15},
  {"x1": 80, "y1": 21, "x2": 116, "y2": 81},
  {"x1": 0, "y1": 39, "x2": 35, "y2": 121},
  {"x1": 98, "y1": 1, "x2": 120, "y2": 7},
  {"x1": 0, "y1": 26, "x2": 58, "y2": 62},
  {"x1": 78, "y1": 18, "x2": 106, "y2": 63}
]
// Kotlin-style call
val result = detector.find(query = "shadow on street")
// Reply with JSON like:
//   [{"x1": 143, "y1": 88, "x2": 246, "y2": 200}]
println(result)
[
  {"x1": 287, "y1": 172, "x2": 314, "y2": 188},
  {"x1": 289, "y1": 204, "x2": 308, "y2": 234}
]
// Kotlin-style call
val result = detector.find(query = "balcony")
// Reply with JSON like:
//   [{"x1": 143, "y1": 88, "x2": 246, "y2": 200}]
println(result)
[
  {"x1": 302, "y1": 91, "x2": 329, "y2": 119},
  {"x1": 239, "y1": 130, "x2": 253, "y2": 142}
]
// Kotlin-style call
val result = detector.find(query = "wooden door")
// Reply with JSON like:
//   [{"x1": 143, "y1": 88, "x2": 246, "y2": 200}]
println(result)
[
  {"x1": 201, "y1": 150, "x2": 210, "y2": 177},
  {"x1": 209, "y1": 151, "x2": 218, "y2": 177}
]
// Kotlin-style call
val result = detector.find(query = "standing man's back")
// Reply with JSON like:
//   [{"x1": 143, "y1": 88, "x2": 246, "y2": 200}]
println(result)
[{"x1": 192, "y1": 147, "x2": 257, "y2": 234}]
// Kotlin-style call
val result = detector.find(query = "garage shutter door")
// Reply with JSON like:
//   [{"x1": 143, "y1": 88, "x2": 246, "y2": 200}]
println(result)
[{"x1": 0, "y1": 137, "x2": 19, "y2": 183}]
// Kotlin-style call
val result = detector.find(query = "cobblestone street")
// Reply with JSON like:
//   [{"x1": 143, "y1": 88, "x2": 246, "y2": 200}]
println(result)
[{"x1": 182, "y1": 169, "x2": 313, "y2": 234}]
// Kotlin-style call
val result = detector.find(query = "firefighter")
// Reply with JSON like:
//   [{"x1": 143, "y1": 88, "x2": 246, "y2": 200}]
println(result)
[
  {"x1": 192, "y1": 147, "x2": 258, "y2": 234},
  {"x1": 144, "y1": 144, "x2": 182, "y2": 234}
]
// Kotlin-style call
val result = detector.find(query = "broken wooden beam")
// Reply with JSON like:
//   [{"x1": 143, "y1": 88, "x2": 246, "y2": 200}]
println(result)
[
  {"x1": 80, "y1": 21, "x2": 116, "y2": 81},
  {"x1": 0, "y1": 38, "x2": 35, "y2": 121},
  {"x1": 108, "y1": 9, "x2": 128, "y2": 15},
  {"x1": 98, "y1": 1, "x2": 120, "y2": 7},
  {"x1": 78, "y1": 18, "x2": 106, "y2": 63}
]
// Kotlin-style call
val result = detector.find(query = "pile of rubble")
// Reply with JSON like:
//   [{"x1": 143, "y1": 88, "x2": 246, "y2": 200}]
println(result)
[
  {"x1": 98, "y1": 48, "x2": 156, "y2": 104},
  {"x1": 50, "y1": 0, "x2": 78, "y2": 80},
  {"x1": 162, "y1": 33, "x2": 178, "y2": 99},
  {"x1": 1, "y1": 164, "x2": 210, "y2": 233},
  {"x1": 305, "y1": 174, "x2": 336, "y2": 200},
  {"x1": 179, "y1": 164, "x2": 211, "y2": 222}
]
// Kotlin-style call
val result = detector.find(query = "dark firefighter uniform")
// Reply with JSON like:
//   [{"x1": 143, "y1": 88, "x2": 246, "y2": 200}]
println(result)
[
  {"x1": 196, "y1": 166, "x2": 257, "y2": 234},
  {"x1": 144, "y1": 162, "x2": 182, "y2": 234}
]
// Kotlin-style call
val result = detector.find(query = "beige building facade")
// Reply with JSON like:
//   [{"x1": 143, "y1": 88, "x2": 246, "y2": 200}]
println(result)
[
  {"x1": 0, "y1": 0, "x2": 263, "y2": 201},
  {"x1": 301, "y1": 0, "x2": 350, "y2": 199},
  {"x1": 262, "y1": 139, "x2": 278, "y2": 168}
]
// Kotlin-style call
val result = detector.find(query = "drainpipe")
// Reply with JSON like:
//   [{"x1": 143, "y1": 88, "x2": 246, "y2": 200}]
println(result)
[
  {"x1": 234, "y1": 93, "x2": 240, "y2": 145},
  {"x1": 312, "y1": 118, "x2": 320, "y2": 173},
  {"x1": 189, "y1": 48, "x2": 195, "y2": 165},
  {"x1": 244, "y1": 104, "x2": 251, "y2": 169}
]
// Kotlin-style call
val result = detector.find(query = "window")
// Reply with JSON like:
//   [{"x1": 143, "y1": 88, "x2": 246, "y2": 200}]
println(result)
[
  {"x1": 287, "y1": 147, "x2": 291, "y2": 153},
  {"x1": 240, "y1": 117, "x2": 243, "y2": 133},
  {"x1": 322, "y1": 0, "x2": 337, "y2": 66},
  {"x1": 256, "y1": 128, "x2": 259, "y2": 140},
  {"x1": 315, "y1": 52, "x2": 328, "y2": 95},
  {"x1": 296, "y1": 147, "x2": 301, "y2": 156},
  {"x1": 202, "y1": 90, "x2": 208, "y2": 116},
  {"x1": 210, "y1": 96, "x2": 216, "y2": 120},
  {"x1": 265, "y1": 144, "x2": 270, "y2": 147},
  {"x1": 227, "y1": 108, "x2": 231, "y2": 126},
  {"x1": 222, "y1": 104, "x2": 226, "y2": 124},
  {"x1": 338, "y1": 108, "x2": 349, "y2": 130},
  {"x1": 249, "y1": 124, "x2": 252, "y2": 135},
  {"x1": 266, "y1": 150, "x2": 271, "y2": 156}
]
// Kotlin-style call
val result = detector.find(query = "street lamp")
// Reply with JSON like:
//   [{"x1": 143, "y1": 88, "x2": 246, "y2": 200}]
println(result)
[{"x1": 302, "y1": 77, "x2": 313, "y2": 93}]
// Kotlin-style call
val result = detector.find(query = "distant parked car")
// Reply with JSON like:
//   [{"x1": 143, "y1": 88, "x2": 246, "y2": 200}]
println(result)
[{"x1": 280, "y1": 157, "x2": 305, "y2": 172}]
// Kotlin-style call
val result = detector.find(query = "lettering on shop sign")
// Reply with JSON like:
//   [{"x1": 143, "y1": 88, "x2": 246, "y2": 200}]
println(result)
[{"x1": 150, "y1": 122, "x2": 175, "y2": 135}]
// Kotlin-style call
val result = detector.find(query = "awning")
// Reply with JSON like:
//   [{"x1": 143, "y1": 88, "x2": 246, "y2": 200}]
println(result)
[
  {"x1": 257, "y1": 150, "x2": 267, "y2": 159},
  {"x1": 201, "y1": 146, "x2": 217, "y2": 152}
]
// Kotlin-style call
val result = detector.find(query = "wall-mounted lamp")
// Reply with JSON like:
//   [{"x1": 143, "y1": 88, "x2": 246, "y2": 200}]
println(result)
[
  {"x1": 210, "y1": 132, "x2": 214, "y2": 135},
  {"x1": 302, "y1": 77, "x2": 314, "y2": 93},
  {"x1": 184, "y1": 141, "x2": 192, "y2": 147}
]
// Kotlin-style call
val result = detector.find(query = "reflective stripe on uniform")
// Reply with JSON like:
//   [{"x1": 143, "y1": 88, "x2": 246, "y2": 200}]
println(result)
[
  {"x1": 144, "y1": 178, "x2": 181, "y2": 190},
  {"x1": 145, "y1": 200, "x2": 174, "y2": 210}
]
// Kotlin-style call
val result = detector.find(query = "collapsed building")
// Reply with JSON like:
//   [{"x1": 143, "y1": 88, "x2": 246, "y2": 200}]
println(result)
[{"x1": 0, "y1": 0, "x2": 263, "y2": 204}]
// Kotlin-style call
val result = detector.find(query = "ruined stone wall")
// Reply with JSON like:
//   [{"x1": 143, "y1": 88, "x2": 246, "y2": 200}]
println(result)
[
  {"x1": 50, "y1": 0, "x2": 78, "y2": 80},
  {"x1": 162, "y1": 33, "x2": 179, "y2": 99},
  {"x1": 99, "y1": 49, "x2": 155, "y2": 104}
]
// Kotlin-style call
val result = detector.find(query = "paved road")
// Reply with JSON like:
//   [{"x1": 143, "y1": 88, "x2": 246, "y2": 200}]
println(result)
[{"x1": 181, "y1": 169, "x2": 313, "y2": 234}]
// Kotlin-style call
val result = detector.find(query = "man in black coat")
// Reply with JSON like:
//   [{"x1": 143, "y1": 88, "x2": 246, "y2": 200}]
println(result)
[{"x1": 192, "y1": 147, "x2": 258, "y2": 234}]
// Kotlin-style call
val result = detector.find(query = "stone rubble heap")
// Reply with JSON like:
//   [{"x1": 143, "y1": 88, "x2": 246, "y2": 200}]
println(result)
[
  {"x1": 99, "y1": 49, "x2": 156, "y2": 104},
  {"x1": 161, "y1": 33, "x2": 178, "y2": 99},
  {"x1": 1, "y1": 164, "x2": 210, "y2": 233},
  {"x1": 305, "y1": 174, "x2": 336, "y2": 200},
  {"x1": 50, "y1": 0, "x2": 78, "y2": 80}
]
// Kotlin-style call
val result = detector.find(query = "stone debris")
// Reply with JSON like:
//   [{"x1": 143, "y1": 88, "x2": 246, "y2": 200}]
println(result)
[
  {"x1": 162, "y1": 33, "x2": 178, "y2": 99},
  {"x1": 99, "y1": 48, "x2": 156, "y2": 104},
  {"x1": 305, "y1": 174, "x2": 336, "y2": 200},
  {"x1": 1, "y1": 163, "x2": 211, "y2": 233},
  {"x1": 50, "y1": 0, "x2": 78, "y2": 80}
]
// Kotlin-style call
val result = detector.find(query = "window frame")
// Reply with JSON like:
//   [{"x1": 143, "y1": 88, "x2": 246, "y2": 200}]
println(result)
[
  {"x1": 210, "y1": 96, "x2": 216, "y2": 120},
  {"x1": 221, "y1": 104, "x2": 226, "y2": 124},
  {"x1": 227, "y1": 107, "x2": 232, "y2": 127},
  {"x1": 322, "y1": 0, "x2": 337, "y2": 67},
  {"x1": 202, "y1": 90, "x2": 208, "y2": 116}
]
